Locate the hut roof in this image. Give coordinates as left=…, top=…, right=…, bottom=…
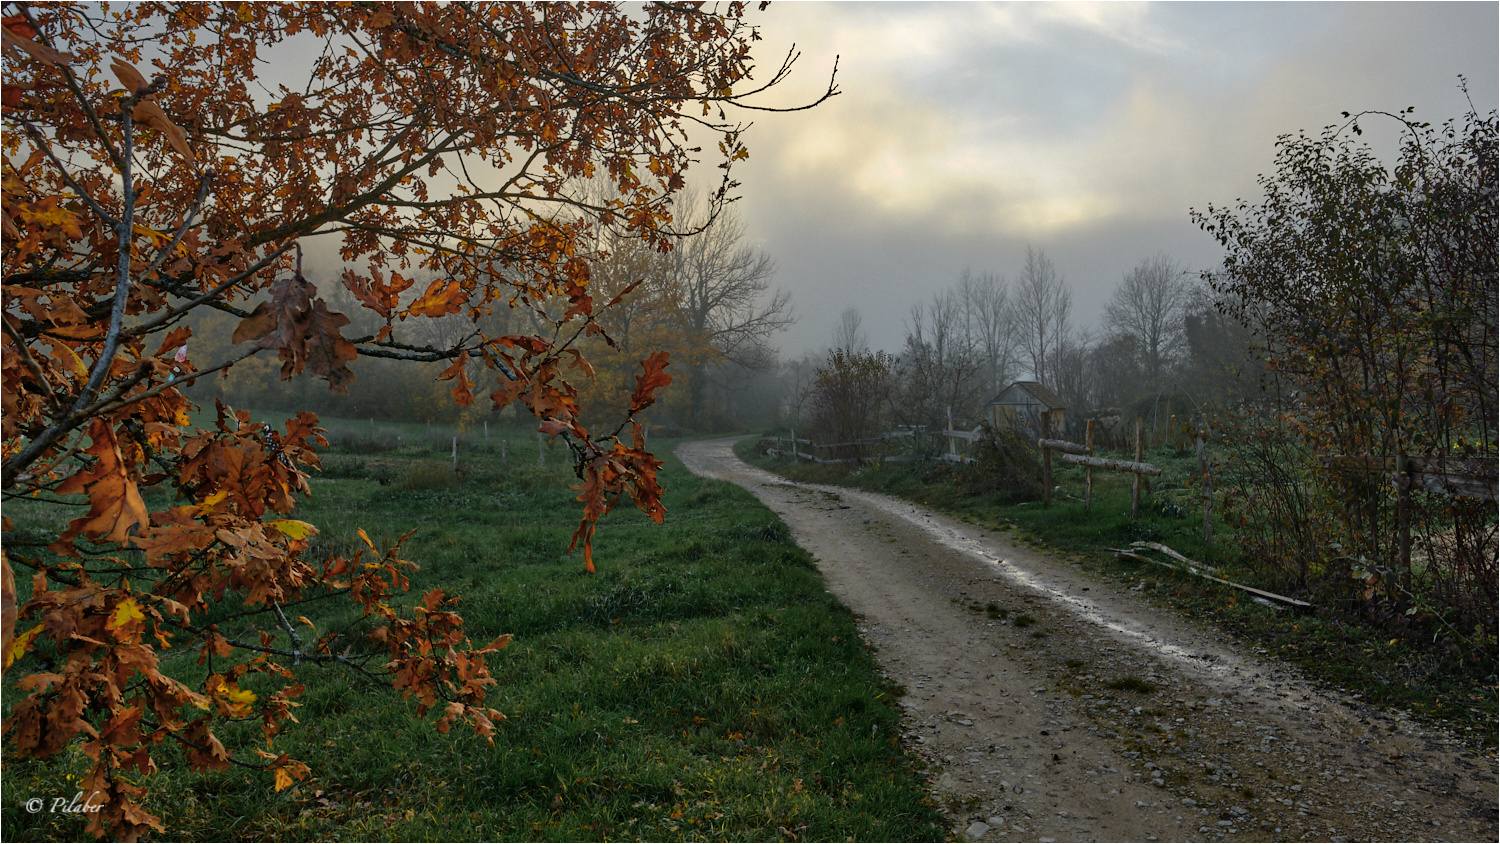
left=989, top=381, right=1067, bottom=411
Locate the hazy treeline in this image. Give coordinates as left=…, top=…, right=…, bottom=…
left=778, top=247, right=1263, bottom=448
left=186, top=193, right=793, bottom=434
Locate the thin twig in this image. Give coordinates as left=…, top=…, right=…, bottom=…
left=272, top=601, right=304, bottom=666
left=125, top=240, right=296, bottom=339
left=0, top=316, right=62, bottom=411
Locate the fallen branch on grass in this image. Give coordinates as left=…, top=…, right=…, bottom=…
left=1110, top=541, right=1312, bottom=609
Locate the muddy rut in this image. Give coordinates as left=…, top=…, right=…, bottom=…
left=676, top=438, right=1497, bottom=843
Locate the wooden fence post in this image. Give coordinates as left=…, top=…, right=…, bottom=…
left=451, top=436, right=458, bottom=473
left=1197, top=435, right=1213, bottom=544
left=1131, top=416, right=1143, bottom=521
left=1396, top=452, right=1412, bottom=579
left=1084, top=419, right=1095, bottom=515
left=537, top=431, right=544, bottom=467
left=501, top=439, right=507, bottom=466
left=1042, top=413, right=1053, bottom=506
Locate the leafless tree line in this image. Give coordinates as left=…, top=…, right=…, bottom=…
left=785, top=246, right=1264, bottom=442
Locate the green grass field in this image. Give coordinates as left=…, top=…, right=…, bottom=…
left=2, top=416, right=946, bottom=842
left=736, top=436, right=1497, bottom=746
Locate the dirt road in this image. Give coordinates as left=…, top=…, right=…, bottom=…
left=676, top=438, right=1497, bottom=843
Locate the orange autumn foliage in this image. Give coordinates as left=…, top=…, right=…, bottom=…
left=1, top=3, right=835, bottom=838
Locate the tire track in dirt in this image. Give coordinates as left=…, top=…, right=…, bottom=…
left=677, top=437, right=1498, bottom=843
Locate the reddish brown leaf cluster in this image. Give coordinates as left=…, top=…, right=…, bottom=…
left=2, top=2, right=830, bottom=838
left=232, top=273, right=358, bottom=393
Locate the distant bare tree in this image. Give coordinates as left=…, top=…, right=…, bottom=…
left=1049, top=326, right=1096, bottom=421
left=1088, top=332, right=1146, bottom=409
left=1103, top=253, right=1192, bottom=387
left=831, top=307, right=868, bottom=354
left=667, top=197, right=793, bottom=421
left=779, top=351, right=823, bottom=432
left=1014, top=244, right=1072, bottom=386
left=897, top=288, right=991, bottom=433
left=957, top=268, right=1019, bottom=399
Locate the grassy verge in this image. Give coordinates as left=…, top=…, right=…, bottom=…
left=2, top=416, right=946, bottom=842
left=735, top=437, right=1497, bottom=747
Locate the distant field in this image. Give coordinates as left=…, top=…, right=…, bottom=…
left=2, top=415, right=946, bottom=842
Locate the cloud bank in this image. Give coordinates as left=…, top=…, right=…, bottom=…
left=727, top=2, right=1498, bottom=355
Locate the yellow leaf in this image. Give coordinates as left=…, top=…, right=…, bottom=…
left=197, top=490, right=229, bottom=515
left=132, top=223, right=171, bottom=246
left=268, top=519, right=317, bottom=540
left=4, top=624, right=42, bottom=670
left=42, top=338, right=89, bottom=379
left=210, top=675, right=257, bottom=717
left=274, top=767, right=293, bottom=792
left=357, top=528, right=376, bottom=551
left=107, top=597, right=145, bottom=631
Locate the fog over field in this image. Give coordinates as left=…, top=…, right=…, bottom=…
left=723, top=1, right=1498, bottom=356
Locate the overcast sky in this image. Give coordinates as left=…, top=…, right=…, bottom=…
left=720, top=1, right=1499, bottom=357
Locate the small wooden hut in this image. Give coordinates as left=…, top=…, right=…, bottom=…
left=989, top=381, right=1067, bottom=436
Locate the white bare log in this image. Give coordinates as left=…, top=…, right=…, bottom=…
left=1037, top=438, right=1090, bottom=455
left=1056, top=453, right=1161, bottom=475
left=1116, top=543, right=1312, bottom=608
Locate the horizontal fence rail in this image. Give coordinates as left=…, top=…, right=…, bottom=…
left=1325, top=455, right=1498, bottom=501
left=766, top=427, right=981, bottom=466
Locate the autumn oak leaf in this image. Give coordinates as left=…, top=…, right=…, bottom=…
left=106, top=598, right=146, bottom=634
left=266, top=519, right=317, bottom=540
left=628, top=350, right=672, bottom=416
left=55, top=420, right=149, bottom=546
left=131, top=100, right=198, bottom=169
left=109, top=58, right=147, bottom=94
left=406, top=278, right=465, bottom=318
left=0, top=23, right=77, bottom=66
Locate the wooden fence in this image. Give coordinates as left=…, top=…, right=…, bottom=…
left=767, top=426, right=983, bottom=466
left=1036, top=415, right=1169, bottom=524
left=766, top=431, right=904, bottom=465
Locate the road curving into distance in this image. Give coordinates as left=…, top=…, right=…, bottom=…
left=677, top=436, right=1498, bottom=844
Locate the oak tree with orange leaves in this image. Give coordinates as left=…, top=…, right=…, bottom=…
left=0, top=2, right=834, bottom=838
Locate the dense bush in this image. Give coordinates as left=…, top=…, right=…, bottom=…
left=960, top=426, right=1045, bottom=503
left=1196, top=97, right=1497, bottom=669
